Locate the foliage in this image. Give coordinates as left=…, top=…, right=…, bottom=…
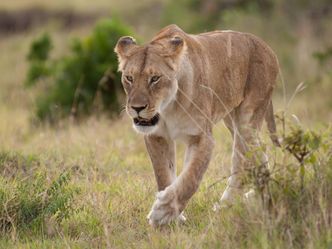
left=27, top=33, right=52, bottom=62
left=26, top=19, right=134, bottom=122
left=242, top=118, right=332, bottom=248
left=26, top=34, right=53, bottom=86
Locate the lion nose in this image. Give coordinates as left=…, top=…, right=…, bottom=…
left=131, top=105, right=147, bottom=114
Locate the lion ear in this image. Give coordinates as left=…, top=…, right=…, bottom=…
left=166, top=36, right=186, bottom=59
left=161, top=36, right=186, bottom=69
left=114, top=36, right=137, bottom=71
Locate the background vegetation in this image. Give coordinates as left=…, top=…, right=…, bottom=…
left=0, top=0, right=331, bottom=248
left=25, top=19, right=133, bottom=121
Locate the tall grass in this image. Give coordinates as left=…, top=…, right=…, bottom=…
left=0, top=113, right=331, bottom=248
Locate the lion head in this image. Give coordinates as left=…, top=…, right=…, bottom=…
left=114, top=32, right=186, bottom=134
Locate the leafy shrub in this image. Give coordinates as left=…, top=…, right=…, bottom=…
left=26, top=19, right=134, bottom=122
left=243, top=117, right=332, bottom=248
left=26, top=33, right=53, bottom=86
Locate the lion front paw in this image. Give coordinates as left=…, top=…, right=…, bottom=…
left=147, top=186, right=183, bottom=227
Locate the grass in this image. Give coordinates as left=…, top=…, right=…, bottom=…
left=0, top=3, right=331, bottom=248
left=0, top=116, right=331, bottom=248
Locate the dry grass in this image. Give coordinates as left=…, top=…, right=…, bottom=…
left=0, top=106, right=331, bottom=248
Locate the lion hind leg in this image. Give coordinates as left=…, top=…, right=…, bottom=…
left=217, top=91, right=273, bottom=207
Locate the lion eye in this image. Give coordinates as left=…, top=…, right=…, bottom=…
left=150, top=76, right=161, bottom=84
left=125, top=75, right=133, bottom=83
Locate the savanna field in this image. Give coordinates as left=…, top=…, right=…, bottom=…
left=0, top=0, right=332, bottom=248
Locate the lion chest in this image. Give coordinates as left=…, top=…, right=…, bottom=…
left=159, top=111, right=201, bottom=141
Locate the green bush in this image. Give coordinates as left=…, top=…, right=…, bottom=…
left=26, top=19, right=134, bottom=122
left=243, top=117, right=332, bottom=248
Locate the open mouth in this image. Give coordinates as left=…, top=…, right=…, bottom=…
left=133, top=114, right=160, bottom=126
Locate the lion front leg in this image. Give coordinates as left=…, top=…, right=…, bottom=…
left=147, top=134, right=214, bottom=227
left=144, top=135, right=176, bottom=191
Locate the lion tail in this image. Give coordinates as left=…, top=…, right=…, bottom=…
left=265, top=100, right=281, bottom=147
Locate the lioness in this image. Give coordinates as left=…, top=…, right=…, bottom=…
left=114, top=24, right=280, bottom=227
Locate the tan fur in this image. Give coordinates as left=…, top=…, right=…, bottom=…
left=115, top=24, right=279, bottom=226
